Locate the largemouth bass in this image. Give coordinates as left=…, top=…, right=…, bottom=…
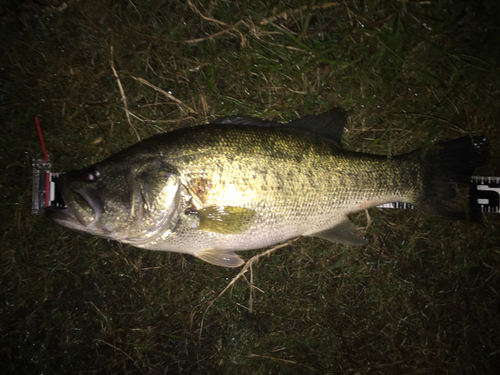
left=47, top=109, right=489, bottom=267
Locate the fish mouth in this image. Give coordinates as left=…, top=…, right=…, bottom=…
left=46, top=175, right=104, bottom=231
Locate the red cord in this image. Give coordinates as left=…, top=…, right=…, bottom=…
left=34, top=116, right=51, bottom=207
left=34, top=116, right=49, bottom=162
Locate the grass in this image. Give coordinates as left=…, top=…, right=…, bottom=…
left=1, top=0, right=499, bottom=374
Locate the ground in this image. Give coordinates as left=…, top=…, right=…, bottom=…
left=1, top=0, right=499, bottom=374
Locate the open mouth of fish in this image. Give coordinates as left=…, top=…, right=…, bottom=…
left=45, top=175, right=104, bottom=231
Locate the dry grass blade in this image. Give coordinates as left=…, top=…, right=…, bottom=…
left=184, top=20, right=245, bottom=45
left=248, top=353, right=297, bottom=364
left=95, top=339, right=137, bottom=364
left=2, top=0, right=499, bottom=373
left=186, top=0, right=247, bottom=47
left=131, top=76, right=200, bottom=116
left=259, top=2, right=342, bottom=25
left=110, top=45, right=141, bottom=141
left=197, top=238, right=300, bottom=340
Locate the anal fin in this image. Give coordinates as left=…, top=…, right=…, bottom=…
left=196, top=248, right=245, bottom=267
left=310, top=217, right=367, bottom=246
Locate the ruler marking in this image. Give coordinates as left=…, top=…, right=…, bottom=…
left=31, top=159, right=500, bottom=214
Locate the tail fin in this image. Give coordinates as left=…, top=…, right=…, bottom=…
left=413, top=135, right=489, bottom=219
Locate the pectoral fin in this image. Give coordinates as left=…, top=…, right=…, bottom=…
left=310, top=217, right=367, bottom=245
left=196, top=206, right=256, bottom=234
left=196, top=249, right=245, bottom=267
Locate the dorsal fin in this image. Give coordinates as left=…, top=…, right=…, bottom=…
left=284, top=108, right=346, bottom=149
left=211, top=108, right=346, bottom=148
left=210, top=116, right=280, bottom=127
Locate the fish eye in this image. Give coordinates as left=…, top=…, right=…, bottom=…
left=86, top=168, right=100, bottom=182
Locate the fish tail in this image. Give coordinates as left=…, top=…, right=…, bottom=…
left=413, top=135, right=489, bottom=219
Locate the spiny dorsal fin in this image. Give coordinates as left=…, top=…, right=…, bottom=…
left=284, top=108, right=346, bottom=149
left=211, top=108, right=346, bottom=148
left=210, top=116, right=280, bottom=127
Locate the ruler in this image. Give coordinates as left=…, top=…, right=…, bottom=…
left=377, top=176, right=500, bottom=215
left=32, top=161, right=64, bottom=214
left=32, top=159, right=500, bottom=215
left=470, top=176, right=500, bottom=213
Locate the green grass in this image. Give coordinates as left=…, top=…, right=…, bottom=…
left=1, top=0, right=499, bottom=374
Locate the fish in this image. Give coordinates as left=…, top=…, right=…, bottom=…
left=47, top=108, right=489, bottom=267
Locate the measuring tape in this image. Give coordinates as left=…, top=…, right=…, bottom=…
left=470, top=176, right=500, bottom=213
left=32, top=117, right=498, bottom=216
left=377, top=176, right=500, bottom=215
left=32, top=164, right=65, bottom=214
left=33, top=162, right=499, bottom=215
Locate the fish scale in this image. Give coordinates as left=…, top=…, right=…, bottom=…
left=47, top=109, right=489, bottom=267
